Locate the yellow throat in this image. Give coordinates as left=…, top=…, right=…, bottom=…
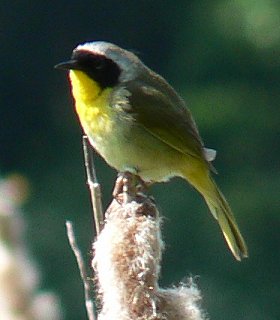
left=69, top=70, right=114, bottom=136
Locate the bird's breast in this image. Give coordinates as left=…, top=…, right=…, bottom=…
left=68, top=69, right=185, bottom=182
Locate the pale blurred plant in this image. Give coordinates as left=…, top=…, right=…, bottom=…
left=0, top=174, right=63, bottom=320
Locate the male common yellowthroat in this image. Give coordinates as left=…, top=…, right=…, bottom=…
left=56, top=41, right=248, bottom=260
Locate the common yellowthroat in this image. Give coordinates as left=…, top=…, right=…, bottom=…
left=56, top=41, right=248, bottom=260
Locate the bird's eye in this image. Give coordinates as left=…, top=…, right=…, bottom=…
left=95, top=59, right=105, bottom=70
left=72, top=50, right=121, bottom=88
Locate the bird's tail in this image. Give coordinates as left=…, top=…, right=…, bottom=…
left=185, top=167, right=248, bottom=260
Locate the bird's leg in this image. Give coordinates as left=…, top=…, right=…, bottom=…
left=112, top=172, right=132, bottom=198
left=112, top=173, right=126, bottom=198
left=113, top=172, right=150, bottom=204
left=135, top=178, right=152, bottom=195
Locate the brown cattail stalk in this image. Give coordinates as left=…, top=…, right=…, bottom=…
left=93, top=173, right=206, bottom=320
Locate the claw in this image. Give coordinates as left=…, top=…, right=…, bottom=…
left=112, top=172, right=150, bottom=204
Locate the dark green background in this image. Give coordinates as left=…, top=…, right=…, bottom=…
left=1, top=1, right=279, bottom=319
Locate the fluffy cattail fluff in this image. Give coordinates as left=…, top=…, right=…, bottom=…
left=93, top=178, right=206, bottom=320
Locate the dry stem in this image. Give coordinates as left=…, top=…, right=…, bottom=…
left=66, top=221, right=96, bottom=320
left=83, top=135, right=104, bottom=235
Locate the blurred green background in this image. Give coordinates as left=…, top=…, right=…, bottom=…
left=1, top=0, right=279, bottom=319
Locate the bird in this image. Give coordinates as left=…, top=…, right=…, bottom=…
left=55, top=41, right=248, bottom=260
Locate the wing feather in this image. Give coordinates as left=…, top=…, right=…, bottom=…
left=116, top=79, right=207, bottom=162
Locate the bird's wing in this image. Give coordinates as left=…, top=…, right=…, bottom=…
left=114, top=79, right=209, bottom=162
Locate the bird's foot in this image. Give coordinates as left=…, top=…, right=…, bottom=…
left=113, top=172, right=150, bottom=204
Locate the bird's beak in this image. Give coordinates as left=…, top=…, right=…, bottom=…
left=54, top=60, right=79, bottom=70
